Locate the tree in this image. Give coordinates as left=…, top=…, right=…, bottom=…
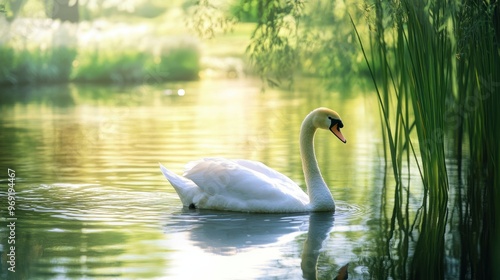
left=2, top=0, right=28, bottom=21
left=46, top=0, right=79, bottom=23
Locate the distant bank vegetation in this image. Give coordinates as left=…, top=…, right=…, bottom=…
left=0, top=0, right=369, bottom=87
left=0, top=1, right=217, bottom=86
left=0, top=17, right=200, bottom=86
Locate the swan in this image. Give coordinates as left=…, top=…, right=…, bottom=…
left=159, top=107, right=346, bottom=213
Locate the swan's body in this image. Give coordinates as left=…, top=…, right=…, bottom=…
left=160, top=107, right=346, bottom=213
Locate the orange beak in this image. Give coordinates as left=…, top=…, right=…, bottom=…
left=330, top=123, right=346, bottom=143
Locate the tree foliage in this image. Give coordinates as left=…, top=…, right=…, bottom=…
left=189, top=0, right=365, bottom=87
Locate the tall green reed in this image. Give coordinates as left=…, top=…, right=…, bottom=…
left=352, top=0, right=462, bottom=277
left=454, top=1, right=500, bottom=278
left=351, top=2, right=415, bottom=276
left=402, top=2, right=453, bottom=278
left=354, top=0, right=499, bottom=278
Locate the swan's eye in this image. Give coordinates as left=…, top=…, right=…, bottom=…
left=328, top=116, right=343, bottom=129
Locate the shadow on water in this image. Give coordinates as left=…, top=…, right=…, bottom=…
left=164, top=210, right=348, bottom=280
left=0, top=84, right=77, bottom=107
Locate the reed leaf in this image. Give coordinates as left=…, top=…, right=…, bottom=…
left=454, top=0, right=500, bottom=278
left=351, top=0, right=465, bottom=277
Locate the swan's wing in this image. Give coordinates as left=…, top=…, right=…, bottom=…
left=233, top=159, right=302, bottom=192
left=183, top=158, right=309, bottom=212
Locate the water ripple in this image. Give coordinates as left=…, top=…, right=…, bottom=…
left=17, top=183, right=168, bottom=228
left=333, top=201, right=372, bottom=232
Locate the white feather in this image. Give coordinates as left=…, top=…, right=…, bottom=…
left=160, top=158, right=309, bottom=213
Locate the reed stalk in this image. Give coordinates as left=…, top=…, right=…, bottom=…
left=401, top=1, right=453, bottom=278
left=454, top=1, right=500, bottom=278
left=354, top=0, right=500, bottom=277
left=351, top=1, right=415, bottom=276
left=352, top=0, right=465, bottom=277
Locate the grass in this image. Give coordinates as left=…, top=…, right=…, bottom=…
left=0, top=45, right=76, bottom=84
left=0, top=16, right=201, bottom=86
left=72, top=49, right=147, bottom=83
left=0, top=43, right=201, bottom=86
left=72, top=40, right=200, bottom=83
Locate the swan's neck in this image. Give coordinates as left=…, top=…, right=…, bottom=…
left=300, top=113, right=335, bottom=211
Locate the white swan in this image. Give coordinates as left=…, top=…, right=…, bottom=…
left=159, top=107, right=346, bottom=213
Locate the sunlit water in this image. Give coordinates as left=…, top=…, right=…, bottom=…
left=0, top=78, right=451, bottom=279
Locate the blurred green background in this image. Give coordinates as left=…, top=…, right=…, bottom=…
left=0, top=0, right=368, bottom=86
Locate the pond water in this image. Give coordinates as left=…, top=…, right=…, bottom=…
left=0, top=78, right=458, bottom=279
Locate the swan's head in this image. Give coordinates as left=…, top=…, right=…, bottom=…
left=312, top=107, right=347, bottom=143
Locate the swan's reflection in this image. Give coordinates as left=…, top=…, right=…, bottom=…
left=164, top=209, right=345, bottom=279
left=301, top=212, right=335, bottom=279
